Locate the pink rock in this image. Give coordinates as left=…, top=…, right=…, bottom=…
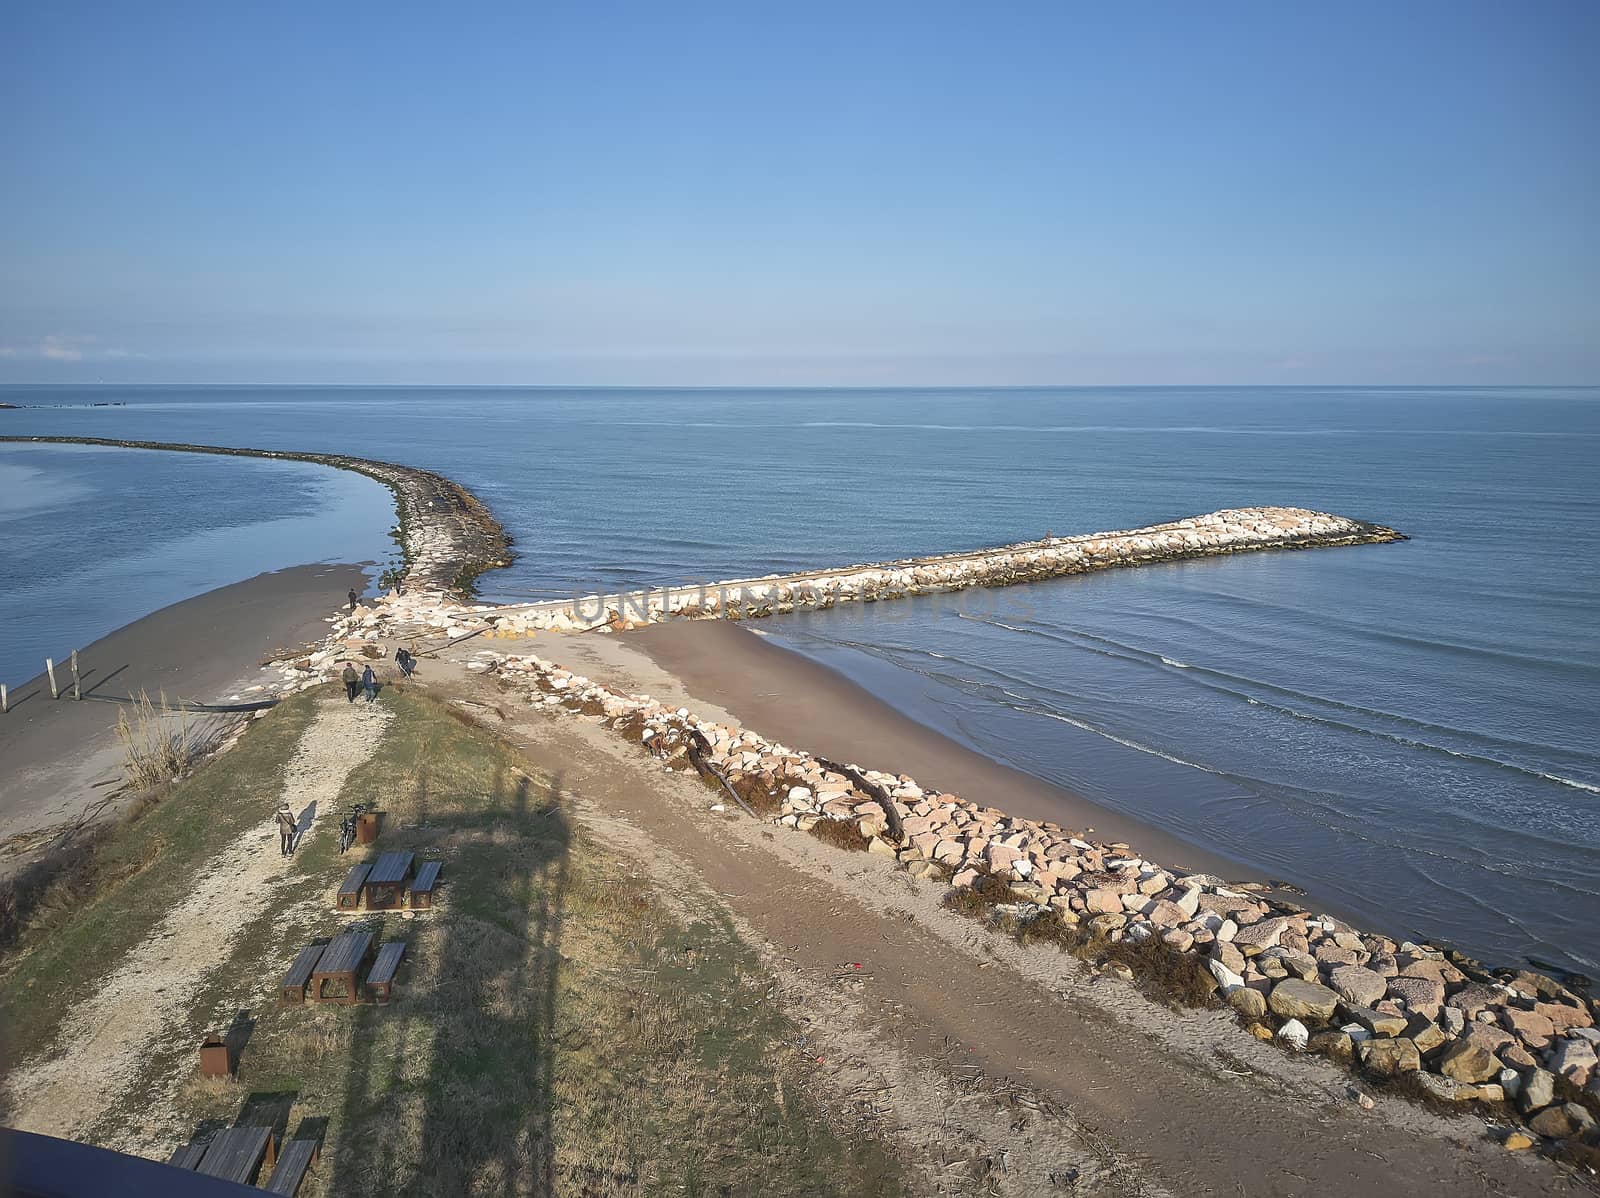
left=932, top=839, right=965, bottom=864
left=1084, top=888, right=1124, bottom=915
left=911, top=832, right=942, bottom=857
left=1500, top=1007, right=1556, bottom=1050
left=1536, top=1001, right=1594, bottom=1032
left=1143, top=899, right=1187, bottom=927
left=1463, top=1022, right=1515, bottom=1055
left=951, top=867, right=981, bottom=889
left=1327, top=965, right=1387, bottom=1008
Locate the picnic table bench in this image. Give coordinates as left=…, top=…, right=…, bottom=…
left=195, top=1124, right=274, bottom=1185
left=279, top=942, right=326, bottom=1006
left=263, top=1138, right=318, bottom=1195
left=409, top=860, right=443, bottom=909
left=362, top=851, right=414, bottom=910
left=366, top=941, right=406, bottom=1005
left=336, top=861, right=372, bottom=910
left=310, top=930, right=374, bottom=1005
left=168, top=1138, right=209, bottom=1170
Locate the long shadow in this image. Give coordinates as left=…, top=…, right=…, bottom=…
left=326, top=760, right=570, bottom=1195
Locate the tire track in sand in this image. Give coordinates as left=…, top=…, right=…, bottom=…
left=5, top=695, right=392, bottom=1140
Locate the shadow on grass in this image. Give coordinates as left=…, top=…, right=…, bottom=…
left=327, top=764, right=570, bottom=1195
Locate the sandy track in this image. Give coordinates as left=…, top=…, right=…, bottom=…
left=5, top=696, right=391, bottom=1140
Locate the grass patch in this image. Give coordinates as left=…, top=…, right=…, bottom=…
left=0, top=696, right=319, bottom=1061
left=15, top=687, right=904, bottom=1195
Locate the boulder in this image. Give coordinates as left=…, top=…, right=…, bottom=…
left=1227, top=987, right=1267, bottom=1020
left=1340, top=1004, right=1407, bottom=1038
left=1085, top=888, right=1124, bottom=915
left=1447, top=983, right=1505, bottom=1019
left=1309, top=1030, right=1354, bottom=1061
left=1501, top=1007, right=1556, bottom=1050
left=1327, top=965, right=1387, bottom=1008
left=1269, top=979, right=1340, bottom=1022
left=1516, top=1067, right=1557, bottom=1115
left=1386, top=975, right=1446, bottom=1019
left=1277, top=1018, right=1310, bottom=1051
left=1548, top=1036, right=1599, bottom=1085
left=1436, top=1039, right=1501, bottom=1084
left=1357, top=1037, right=1421, bottom=1076
left=1405, top=1017, right=1446, bottom=1056
left=1528, top=1105, right=1577, bottom=1140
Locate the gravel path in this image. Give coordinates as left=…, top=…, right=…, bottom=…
left=5, top=696, right=391, bottom=1140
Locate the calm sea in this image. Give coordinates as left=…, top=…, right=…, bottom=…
left=2, top=385, right=1596, bottom=975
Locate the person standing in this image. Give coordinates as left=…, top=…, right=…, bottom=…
left=342, top=663, right=360, bottom=703
left=362, top=663, right=378, bottom=703
left=276, top=803, right=298, bottom=856
left=348, top=587, right=360, bottom=610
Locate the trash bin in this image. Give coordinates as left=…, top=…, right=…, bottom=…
left=199, top=1035, right=230, bottom=1077
left=356, top=811, right=380, bottom=844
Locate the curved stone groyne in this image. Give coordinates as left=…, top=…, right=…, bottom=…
left=0, top=436, right=511, bottom=596
left=482, top=506, right=1405, bottom=633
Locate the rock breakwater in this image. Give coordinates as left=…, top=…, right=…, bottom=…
left=483, top=506, right=1404, bottom=633
left=0, top=436, right=511, bottom=596
left=453, top=645, right=1598, bottom=1155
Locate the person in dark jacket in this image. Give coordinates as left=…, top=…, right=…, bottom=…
left=342, top=663, right=360, bottom=702
left=362, top=664, right=378, bottom=703
left=276, top=803, right=298, bottom=856
left=395, top=647, right=416, bottom=677
left=348, top=587, right=360, bottom=610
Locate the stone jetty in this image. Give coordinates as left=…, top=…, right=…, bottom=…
left=0, top=436, right=511, bottom=595
left=480, top=506, right=1404, bottom=634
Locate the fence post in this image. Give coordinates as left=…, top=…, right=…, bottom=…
left=1, top=683, right=8, bottom=713
left=71, top=649, right=82, bottom=700
left=46, top=658, right=60, bottom=700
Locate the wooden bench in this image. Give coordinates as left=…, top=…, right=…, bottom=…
left=195, top=1124, right=273, bottom=1185
left=263, top=1138, right=318, bottom=1195
left=336, top=861, right=372, bottom=910
left=168, top=1139, right=208, bottom=1170
left=279, top=943, right=326, bottom=1006
left=409, top=860, right=443, bottom=909
left=362, top=851, right=414, bottom=910
left=366, top=942, right=406, bottom=1005
left=309, top=931, right=373, bottom=1005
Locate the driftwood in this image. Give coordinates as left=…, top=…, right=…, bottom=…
left=685, top=729, right=761, bottom=820
left=816, top=756, right=905, bottom=845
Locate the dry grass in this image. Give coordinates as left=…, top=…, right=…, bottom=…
left=114, top=691, right=220, bottom=788
left=808, top=817, right=869, bottom=852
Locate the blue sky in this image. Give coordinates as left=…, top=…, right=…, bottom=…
left=2, top=1, right=1595, bottom=385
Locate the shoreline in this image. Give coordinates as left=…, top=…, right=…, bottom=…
left=0, top=563, right=365, bottom=865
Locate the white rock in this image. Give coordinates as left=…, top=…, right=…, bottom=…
left=1276, top=1019, right=1309, bottom=1051
left=1208, top=958, right=1244, bottom=992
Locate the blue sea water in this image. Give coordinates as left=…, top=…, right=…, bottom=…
left=1, top=384, right=1596, bottom=975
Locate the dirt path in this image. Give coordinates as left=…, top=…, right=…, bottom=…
left=4, top=695, right=391, bottom=1140
left=424, top=660, right=1577, bottom=1198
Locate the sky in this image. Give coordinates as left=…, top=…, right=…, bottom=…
left=2, top=1, right=1596, bottom=386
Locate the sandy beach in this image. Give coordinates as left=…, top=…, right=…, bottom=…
left=0, top=562, right=366, bottom=865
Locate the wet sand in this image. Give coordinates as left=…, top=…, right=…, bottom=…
left=559, top=619, right=1274, bottom=889
left=0, top=563, right=366, bottom=859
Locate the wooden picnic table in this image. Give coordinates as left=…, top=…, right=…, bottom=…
left=263, top=1138, right=318, bottom=1195
left=195, top=1124, right=273, bottom=1185
left=362, top=851, right=414, bottom=910
left=309, top=930, right=374, bottom=1005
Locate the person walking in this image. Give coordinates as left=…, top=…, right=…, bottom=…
left=362, top=663, right=378, bottom=704
left=395, top=646, right=416, bottom=678
left=348, top=587, right=359, bottom=610
left=276, top=803, right=298, bottom=856
left=342, top=663, right=360, bottom=703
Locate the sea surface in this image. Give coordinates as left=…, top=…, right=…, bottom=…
left=2, top=385, right=1596, bottom=975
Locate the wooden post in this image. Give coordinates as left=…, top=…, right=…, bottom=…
left=1, top=683, right=8, bottom=713
left=46, top=658, right=59, bottom=700
left=71, top=649, right=81, bottom=700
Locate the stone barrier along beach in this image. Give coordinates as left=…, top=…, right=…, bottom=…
left=459, top=645, right=1598, bottom=1151
left=481, top=506, right=1406, bottom=633
left=0, top=436, right=512, bottom=596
